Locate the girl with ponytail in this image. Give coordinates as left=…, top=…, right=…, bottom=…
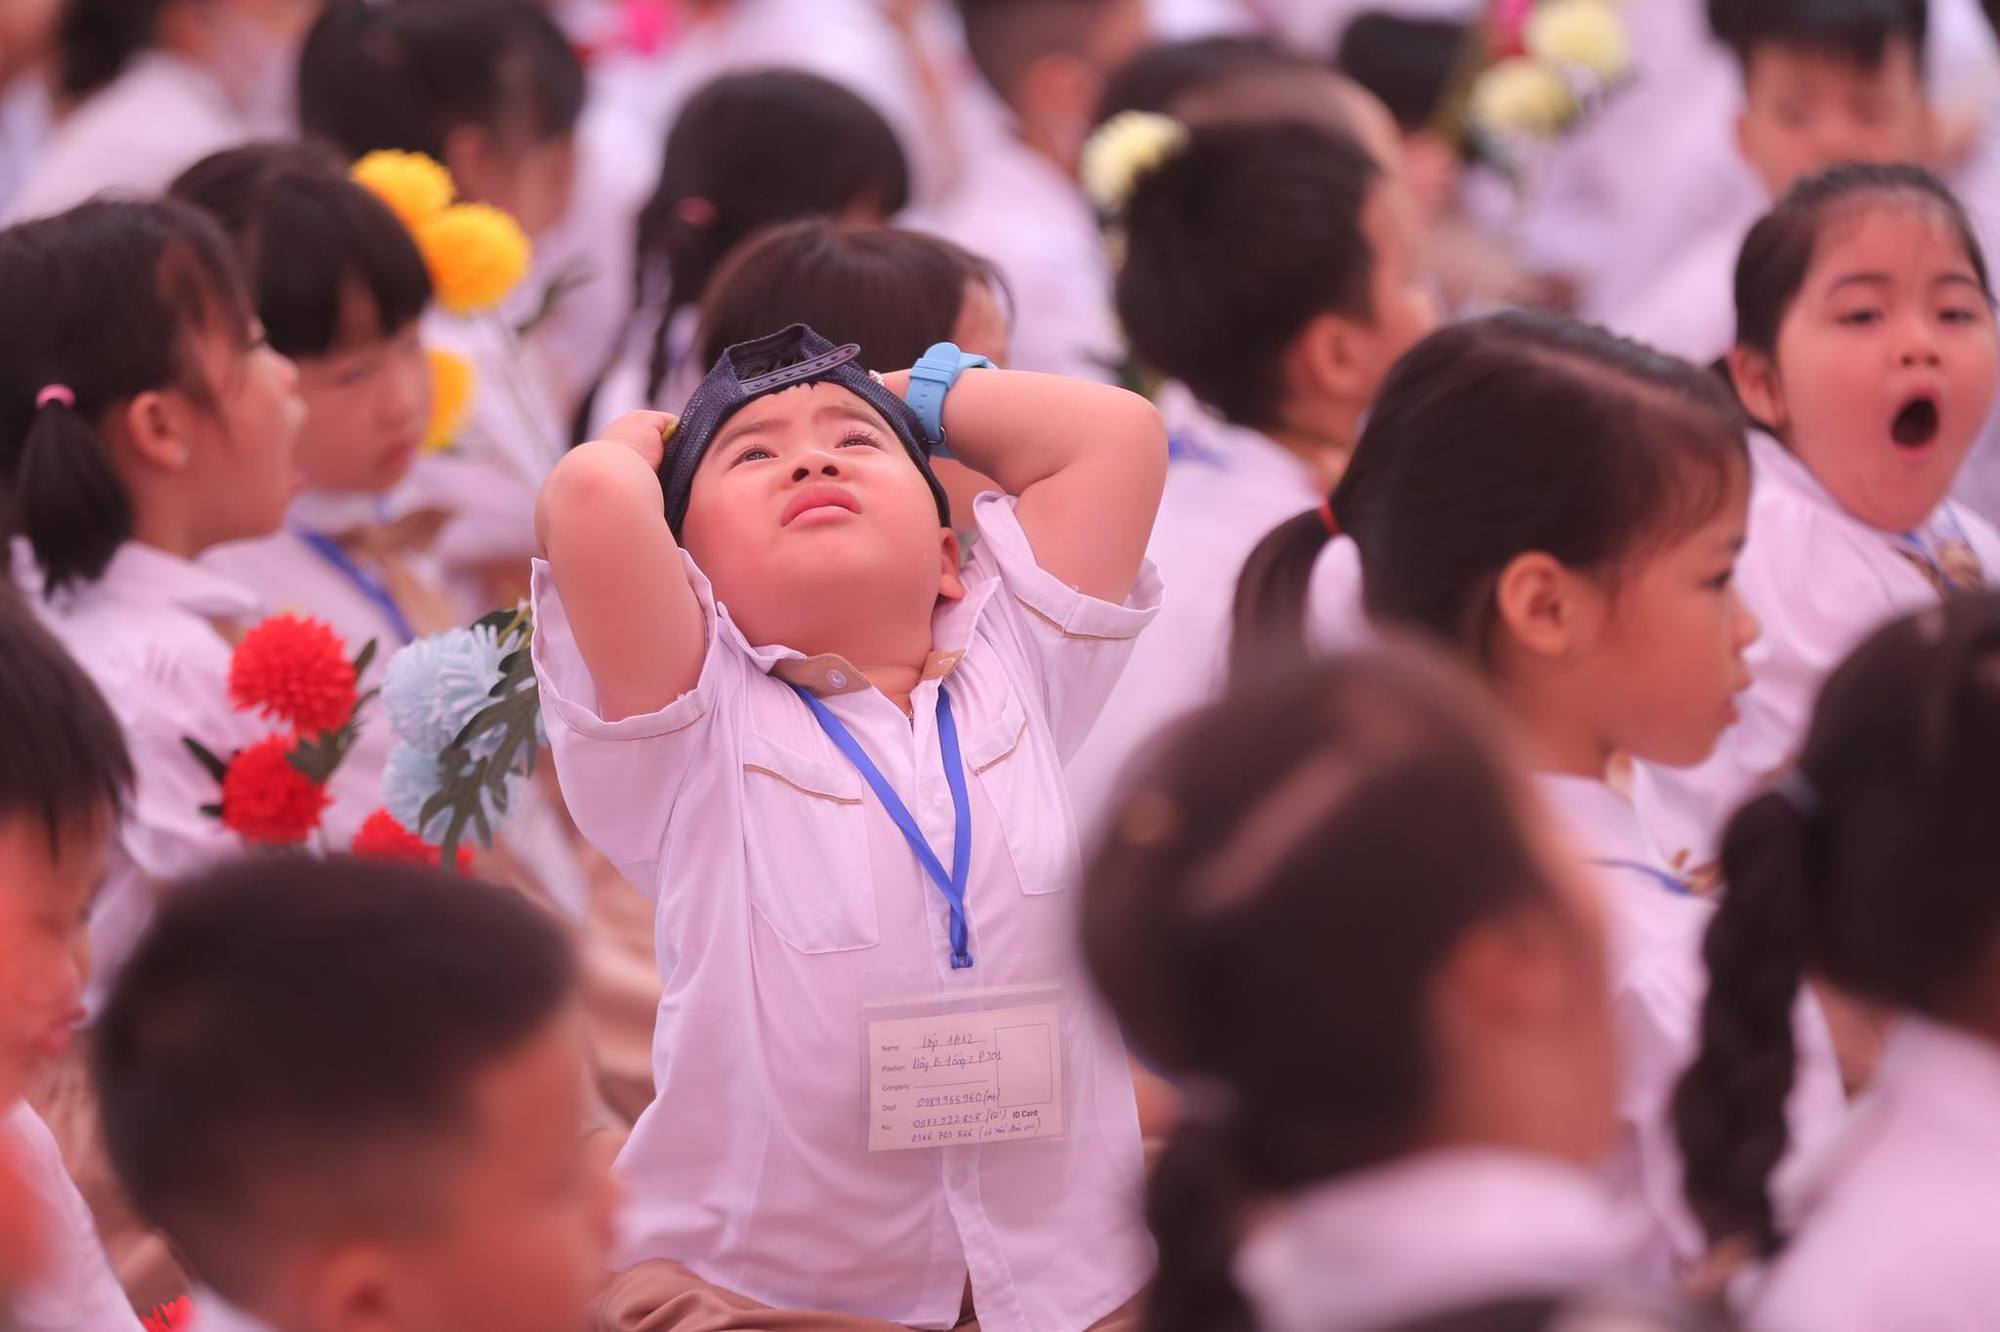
left=1065, top=111, right=1438, bottom=836
left=1085, top=647, right=1644, bottom=1330
left=0, top=198, right=301, bottom=1301
left=1232, top=309, right=1848, bottom=1287
left=1676, top=592, right=2000, bottom=1330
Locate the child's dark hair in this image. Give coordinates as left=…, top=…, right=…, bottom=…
left=96, top=854, right=577, bottom=1293
left=1117, top=119, right=1380, bottom=432
left=1336, top=12, right=1473, bottom=132
left=696, top=220, right=1007, bottom=373
left=1094, top=34, right=1288, bottom=123
left=956, top=0, right=1126, bottom=104
left=169, top=142, right=433, bottom=361
left=1232, top=311, right=1746, bottom=680
left=1707, top=0, right=1927, bottom=71
left=52, top=0, right=165, bottom=99
left=1084, top=648, right=1567, bottom=1332
left=297, top=0, right=585, bottom=164
left=0, top=595, right=131, bottom=848
left=619, top=71, right=910, bottom=413
left=1735, top=161, right=1991, bottom=359
left=0, top=200, right=256, bottom=596
left=1674, top=592, right=2000, bottom=1257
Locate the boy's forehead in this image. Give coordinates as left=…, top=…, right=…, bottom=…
left=706, top=382, right=893, bottom=451
left=1747, top=37, right=1922, bottom=96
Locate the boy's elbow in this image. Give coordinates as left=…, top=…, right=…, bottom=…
left=1103, top=388, right=1168, bottom=464
left=537, top=445, right=658, bottom=552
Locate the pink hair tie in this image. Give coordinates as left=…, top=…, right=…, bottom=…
left=35, top=384, right=74, bottom=411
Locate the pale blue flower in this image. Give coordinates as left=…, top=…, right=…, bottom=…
left=384, top=739, right=526, bottom=844
left=384, top=742, right=447, bottom=838
left=382, top=626, right=508, bottom=753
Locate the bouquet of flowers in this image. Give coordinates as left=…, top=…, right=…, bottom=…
left=378, top=607, right=544, bottom=872
left=1464, top=0, right=1633, bottom=148
left=182, top=615, right=376, bottom=847
left=349, top=150, right=532, bottom=458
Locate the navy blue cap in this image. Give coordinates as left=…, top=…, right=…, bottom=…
left=660, top=323, right=951, bottom=536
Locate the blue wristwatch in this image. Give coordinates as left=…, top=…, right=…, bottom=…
left=906, top=341, right=992, bottom=459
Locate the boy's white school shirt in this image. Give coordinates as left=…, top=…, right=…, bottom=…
left=532, top=494, right=1159, bottom=1332
left=1536, top=774, right=1846, bottom=1285
left=5, top=53, right=266, bottom=222
left=1749, top=1018, right=2000, bottom=1332
left=3, top=1102, right=143, bottom=1331
left=912, top=133, right=1120, bottom=384
left=1234, top=1148, right=1654, bottom=1332
left=18, top=541, right=271, bottom=1013
left=1635, top=431, right=2000, bottom=871
left=1066, top=384, right=1320, bottom=837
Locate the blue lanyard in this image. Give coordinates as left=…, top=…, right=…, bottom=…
left=299, top=530, right=416, bottom=645
left=1896, top=508, right=1985, bottom=594
left=1593, top=858, right=1692, bottom=897
left=790, top=684, right=975, bottom=969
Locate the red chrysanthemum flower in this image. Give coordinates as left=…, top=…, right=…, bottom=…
left=220, top=734, right=332, bottom=845
left=228, top=614, right=358, bottom=734
left=352, top=808, right=473, bottom=873
left=143, top=1297, right=192, bottom=1332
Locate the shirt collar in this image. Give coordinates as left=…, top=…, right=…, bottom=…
left=1749, top=428, right=1964, bottom=541
left=286, top=489, right=390, bottom=536
left=687, top=550, right=997, bottom=699
left=30, top=540, right=261, bottom=621
left=1236, top=1148, right=1651, bottom=1332
left=1157, top=381, right=1321, bottom=498
left=1872, top=1016, right=2000, bottom=1139
left=1535, top=773, right=1666, bottom=869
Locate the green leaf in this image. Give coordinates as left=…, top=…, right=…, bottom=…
left=351, top=638, right=379, bottom=678
left=182, top=737, right=231, bottom=785
left=198, top=803, right=223, bottom=819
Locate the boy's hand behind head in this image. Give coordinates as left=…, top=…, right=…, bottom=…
left=597, top=411, right=678, bottom=472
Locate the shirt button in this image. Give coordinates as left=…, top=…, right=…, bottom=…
left=827, top=669, right=848, bottom=689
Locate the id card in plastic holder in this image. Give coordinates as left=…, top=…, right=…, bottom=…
left=862, top=957, right=1067, bottom=1152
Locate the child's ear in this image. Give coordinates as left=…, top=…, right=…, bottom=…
left=1727, top=346, right=1787, bottom=434
left=1492, top=551, right=1599, bottom=662
left=1287, top=312, right=1376, bottom=409
left=937, top=528, right=966, bottom=604
left=303, top=1239, right=400, bottom=1332
left=441, top=123, right=503, bottom=206
left=117, top=389, right=192, bottom=472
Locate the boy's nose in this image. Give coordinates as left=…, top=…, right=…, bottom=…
left=790, top=459, right=843, bottom=482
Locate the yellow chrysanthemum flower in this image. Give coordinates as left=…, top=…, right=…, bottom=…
left=424, top=348, right=475, bottom=452
left=1470, top=57, right=1576, bottom=137
left=416, top=204, right=532, bottom=316
left=1525, top=0, right=1632, bottom=81
left=351, top=150, right=455, bottom=232
left=1080, top=111, right=1189, bottom=215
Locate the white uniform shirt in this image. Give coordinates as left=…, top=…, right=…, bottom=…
left=4, top=1102, right=143, bottom=1331
left=913, top=133, right=1119, bottom=383
left=7, top=54, right=256, bottom=222
left=1603, top=209, right=1748, bottom=368
left=21, top=542, right=269, bottom=1012
left=1538, top=775, right=1845, bottom=1284
left=1066, top=385, right=1319, bottom=837
left=532, top=494, right=1158, bottom=1331
left=1235, top=1149, right=1654, bottom=1332
left=1636, top=431, right=2000, bottom=871
left=1752, top=1018, right=2000, bottom=1331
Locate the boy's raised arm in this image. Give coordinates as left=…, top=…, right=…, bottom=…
left=535, top=411, right=705, bottom=721
left=885, top=369, right=1167, bottom=603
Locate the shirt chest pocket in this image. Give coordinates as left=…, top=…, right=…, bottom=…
left=740, top=731, right=880, bottom=953
left=964, top=692, right=1080, bottom=897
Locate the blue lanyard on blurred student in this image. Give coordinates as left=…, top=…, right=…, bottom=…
left=299, top=531, right=416, bottom=645
left=790, top=684, right=974, bottom=969
left=1593, top=858, right=1692, bottom=897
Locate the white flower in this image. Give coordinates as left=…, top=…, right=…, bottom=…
left=1470, top=57, right=1577, bottom=137
left=1525, top=0, right=1631, bottom=82
left=1081, top=111, right=1189, bottom=215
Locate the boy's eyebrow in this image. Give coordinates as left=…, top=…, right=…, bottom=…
left=1932, top=273, right=1987, bottom=294
left=1824, top=272, right=1893, bottom=294
left=815, top=402, right=887, bottom=431
left=711, top=414, right=781, bottom=452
